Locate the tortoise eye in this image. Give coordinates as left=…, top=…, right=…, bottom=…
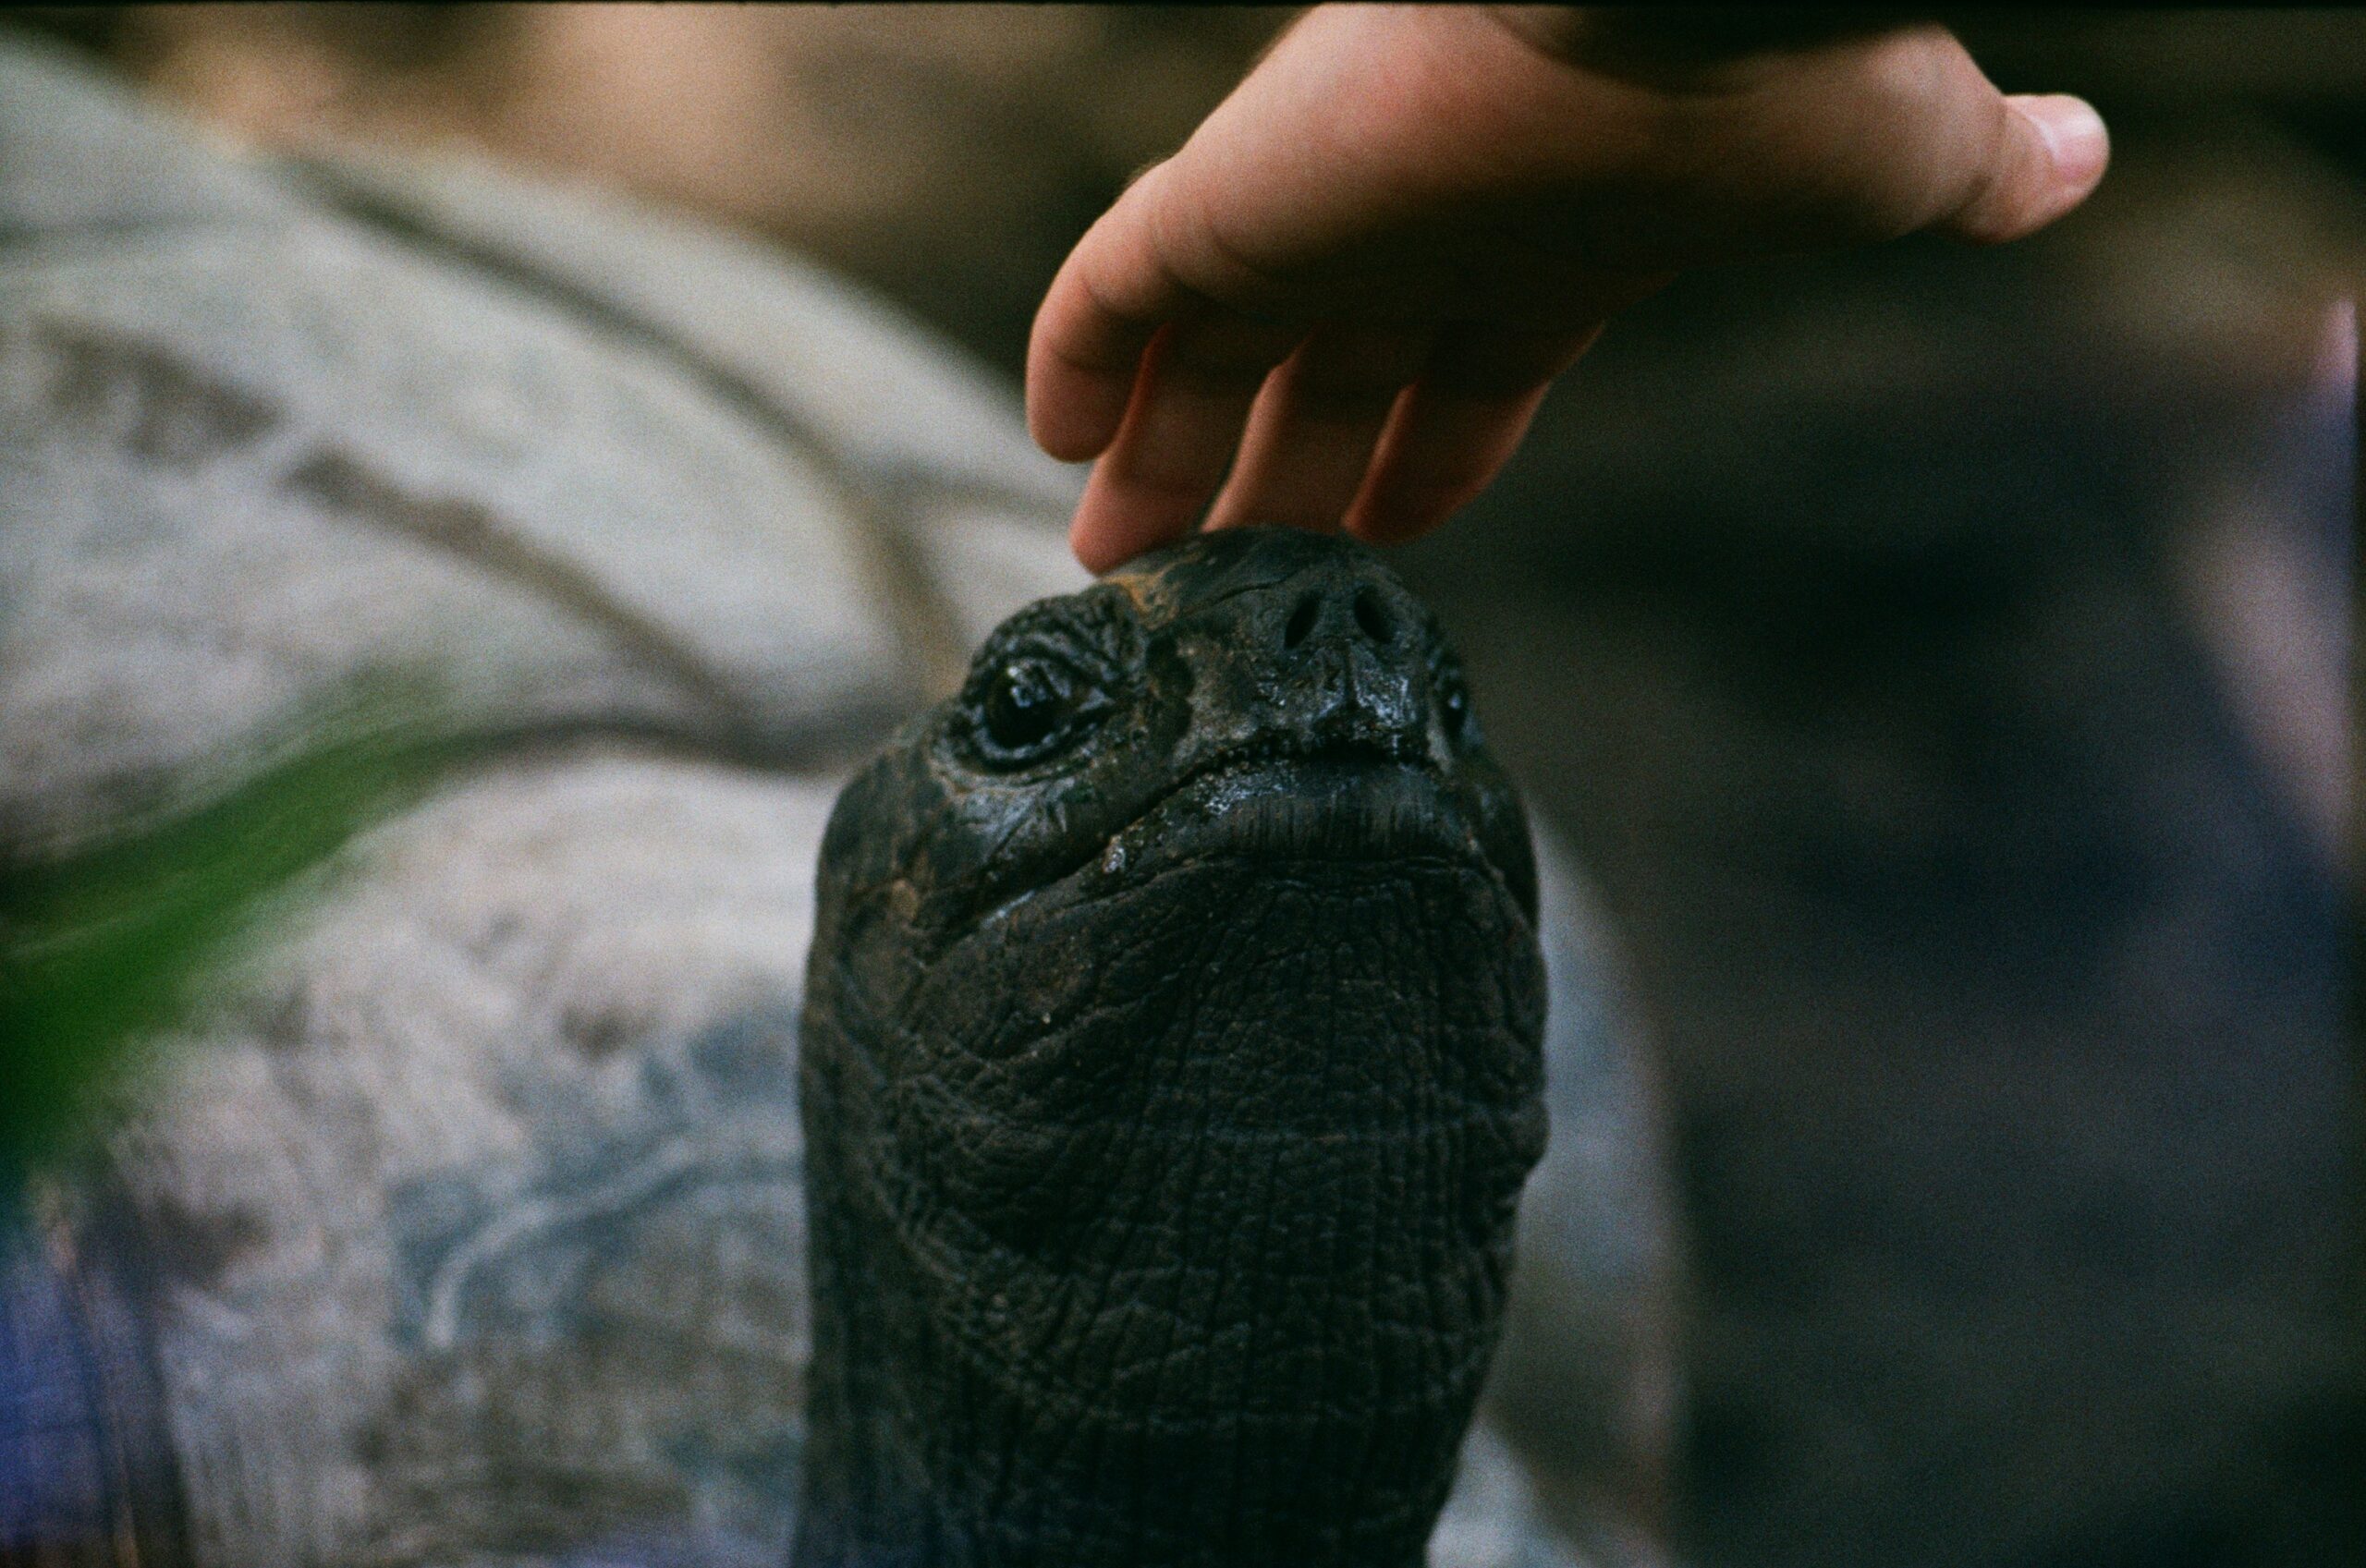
left=986, top=662, right=1063, bottom=748
left=972, top=655, right=1104, bottom=768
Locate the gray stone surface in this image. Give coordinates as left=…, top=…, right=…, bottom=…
left=0, top=220, right=909, bottom=848
left=290, top=150, right=1086, bottom=516
left=1433, top=1425, right=1605, bottom=1568
left=1492, top=825, right=1679, bottom=1555
left=0, top=37, right=299, bottom=237
left=79, top=758, right=832, bottom=1568
left=902, top=492, right=1092, bottom=652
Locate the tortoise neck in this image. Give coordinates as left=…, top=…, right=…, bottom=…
left=792, top=857, right=1547, bottom=1568
left=790, top=1132, right=1475, bottom=1568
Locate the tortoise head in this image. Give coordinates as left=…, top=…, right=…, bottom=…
left=797, top=528, right=1548, bottom=1568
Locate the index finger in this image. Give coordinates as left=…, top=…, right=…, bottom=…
left=1026, top=168, right=1198, bottom=464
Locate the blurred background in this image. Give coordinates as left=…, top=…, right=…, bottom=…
left=7, top=6, right=2360, bottom=1567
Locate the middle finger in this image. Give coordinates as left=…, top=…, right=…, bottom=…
left=1204, top=324, right=1435, bottom=535
left=1070, top=310, right=1309, bottom=573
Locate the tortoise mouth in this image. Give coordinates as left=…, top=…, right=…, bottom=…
left=1083, top=745, right=1494, bottom=890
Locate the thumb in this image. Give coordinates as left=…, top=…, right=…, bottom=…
left=1941, top=93, right=2111, bottom=245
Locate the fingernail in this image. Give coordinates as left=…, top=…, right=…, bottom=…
left=2015, top=94, right=2110, bottom=189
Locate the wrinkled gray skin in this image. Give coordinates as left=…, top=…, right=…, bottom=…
left=799, top=529, right=1547, bottom=1567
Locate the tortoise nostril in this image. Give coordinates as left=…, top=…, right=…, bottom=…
left=1283, top=594, right=1321, bottom=650
left=1352, top=588, right=1393, bottom=645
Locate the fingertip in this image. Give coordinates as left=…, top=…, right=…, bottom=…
left=1341, top=488, right=1454, bottom=547
left=1068, top=492, right=1138, bottom=577
left=1069, top=515, right=1128, bottom=577
left=1071, top=512, right=1189, bottom=577
left=1067, top=466, right=1202, bottom=577
left=1954, top=93, right=2110, bottom=244
left=2013, top=93, right=2110, bottom=196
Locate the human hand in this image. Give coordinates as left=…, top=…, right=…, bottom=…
left=1027, top=6, right=2110, bottom=573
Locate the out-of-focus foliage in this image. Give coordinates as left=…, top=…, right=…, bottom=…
left=0, top=687, right=452, bottom=1166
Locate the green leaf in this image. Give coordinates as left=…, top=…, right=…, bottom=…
left=0, top=685, right=457, bottom=1167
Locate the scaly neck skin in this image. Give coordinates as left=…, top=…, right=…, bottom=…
left=794, top=855, right=1546, bottom=1568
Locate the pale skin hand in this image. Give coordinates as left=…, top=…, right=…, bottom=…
left=1027, top=6, right=2111, bottom=574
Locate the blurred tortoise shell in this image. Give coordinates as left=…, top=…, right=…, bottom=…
left=0, top=35, right=1675, bottom=1568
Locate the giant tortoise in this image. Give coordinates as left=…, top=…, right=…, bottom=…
left=0, top=35, right=1674, bottom=1568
